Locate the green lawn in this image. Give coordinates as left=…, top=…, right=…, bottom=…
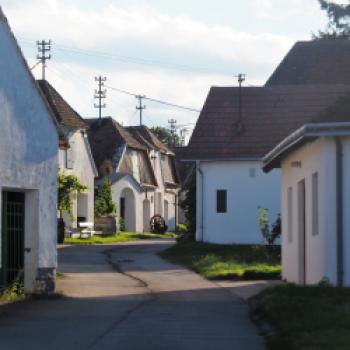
left=251, top=284, right=350, bottom=350
left=64, top=231, right=177, bottom=245
left=159, top=241, right=281, bottom=280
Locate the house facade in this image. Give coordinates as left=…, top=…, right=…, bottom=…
left=37, top=81, right=98, bottom=230
left=88, top=118, right=180, bottom=233
left=263, top=98, right=350, bottom=286
left=186, top=85, right=350, bottom=245
left=0, top=8, right=59, bottom=293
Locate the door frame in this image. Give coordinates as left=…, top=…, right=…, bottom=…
left=298, top=179, right=306, bottom=285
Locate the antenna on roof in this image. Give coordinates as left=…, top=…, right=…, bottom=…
left=235, top=73, right=246, bottom=135
left=136, top=95, right=146, bottom=126
left=94, top=76, right=107, bottom=123
left=36, top=40, right=51, bottom=80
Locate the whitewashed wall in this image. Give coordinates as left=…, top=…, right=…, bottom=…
left=0, top=15, right=58, bottom=293
left=281, top=136, right=350, bottom=286
left=59, top=130, right=96, bottom=227
left=196, top=161, right=280, bottom=244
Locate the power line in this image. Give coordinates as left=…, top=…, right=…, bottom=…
left=105, top=85, right=201, bottom=113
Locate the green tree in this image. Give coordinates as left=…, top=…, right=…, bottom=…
left=179, top=169, right=196, bottom=237
left=58, top=173, right=87, bottom=220
left=94, top=177, right=116, bottom=218
left=314, top=0, right=350, bottom=39
left=150, top=126, right=181, bottom=147
left=257, top=206, right=281, bottom=245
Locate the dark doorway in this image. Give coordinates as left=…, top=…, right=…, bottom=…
left=120, top=197, right=125, bottom=220
left=1, top=191, right=25, bottom=287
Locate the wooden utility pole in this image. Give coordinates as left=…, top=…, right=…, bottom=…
left=36, top=40, right=51, bottom=80
left=168, top=118, right=177, bottom=147
left=94, top=76, right=107, bottom=122
left=136, top=95, right=146, bottom=126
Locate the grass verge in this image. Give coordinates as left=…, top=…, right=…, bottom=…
left=159, top=240, right=281, bottom=280
left=64, top=231, right=177, bottom=245
left=251, top=284, right=350, bottom=350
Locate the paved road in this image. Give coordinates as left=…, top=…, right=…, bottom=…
left=0, top=239, right=265, bottom=350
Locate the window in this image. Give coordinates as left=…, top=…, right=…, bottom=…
left=287, top=187, right=293, bottom=243
left=66, top=141, right=75, bottom=169
left=216, top=190, right=227, bottom=213
left=312, top=172, right=319, bottom=236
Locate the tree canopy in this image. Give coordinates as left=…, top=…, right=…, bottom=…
left=314, top=0, right=350, bottom=39
left=150, top=126, right=181, bottom=147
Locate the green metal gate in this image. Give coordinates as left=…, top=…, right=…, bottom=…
left=1, top=191, right=25, bottom=287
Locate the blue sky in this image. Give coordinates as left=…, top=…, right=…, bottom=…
left=0, top=0, right=332, bottom=136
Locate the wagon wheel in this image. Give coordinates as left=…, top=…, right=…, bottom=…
left=150, top=214, right=168, bottom=234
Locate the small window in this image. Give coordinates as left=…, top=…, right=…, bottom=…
left=312, top=172, right=319, bottom=236
left=287, top=187, right=293, bottom=243
left=66, top=141, right=75, bottom=169
left=217, top=190, right=227, bottom=213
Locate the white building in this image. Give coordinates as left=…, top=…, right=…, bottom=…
left=186, top=85, right=350, bottom=245
left=37, top=80, right=98, bottom=230
left=263, top=98, right=350, bottom=286
left=88, top=119, right=180, bottom=233
left=0, top=8, right=59, bottom=293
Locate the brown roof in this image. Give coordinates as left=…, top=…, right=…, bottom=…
left=186, top=85, right=350, bottom=160
left=266, top=39, right=350, bottom=86
left=86, top=118, right=157, bottom=185
left=127, top=126, right=174, bottom=154
left=37, top=80, right=88, bottom=130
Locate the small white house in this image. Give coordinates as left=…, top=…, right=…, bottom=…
left=37, top=80, right=98, bottom=230
left=88, top=118, right=180, bottom=233
left=186, top=85, right=350, bottom=245
left=0, top=8, right=59, bottom=293
left=263, top=100, right=350, bottom=286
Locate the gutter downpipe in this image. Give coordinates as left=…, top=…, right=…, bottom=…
left=197, top=161, right=204, bottom=242
left=335, top=137, right=344, bottom=287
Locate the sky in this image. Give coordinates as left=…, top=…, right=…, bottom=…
left=0, top=0, right=335, bottom=138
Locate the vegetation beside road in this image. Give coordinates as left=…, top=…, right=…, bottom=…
left=64, top=231, right=177, bottom=245
left=0, top=280, right=24, bottom=304
left=251, top=284, right=350, bottom=350
left=160, top=241, right=281, bottom=280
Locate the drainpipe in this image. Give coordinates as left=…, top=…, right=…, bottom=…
left=197, top=161, right=204, bottom=241
left=335, top=137, right=344, bottom=287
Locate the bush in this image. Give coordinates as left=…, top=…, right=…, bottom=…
left=95, top=177, right=116, bottom=218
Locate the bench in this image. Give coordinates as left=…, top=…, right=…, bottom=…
left=78, top=222, right=95, bottom=238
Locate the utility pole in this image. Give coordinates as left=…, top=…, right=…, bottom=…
left=168, top=118, right=177, bottom=147
left=236, top=73, right=246, bottom=135
left=36, top=40, right=51, bottom=80
left=94, top=76, right=107, bottom=122
left=136, top=95, right=146, bottom=126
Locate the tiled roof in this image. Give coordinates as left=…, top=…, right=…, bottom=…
left=186, top=85, right=350, bottom=160
left=127, top=126, right=174, bottom=154
left=37, top=80, right=88, bottom=130
left=266, top=39, right=350, bottom=86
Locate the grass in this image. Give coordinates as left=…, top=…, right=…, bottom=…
left=64, top=231, right=177, bottom=245
left=159, top=240, right=281, bottom=280
left=0, top=280, right=25, bottom=303
left=251, top=284, right=350, bottom=350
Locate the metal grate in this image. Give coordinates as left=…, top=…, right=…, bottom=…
left=1, top=192, right=25, bottom=287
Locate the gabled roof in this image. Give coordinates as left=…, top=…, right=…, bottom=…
left=37, top=80, right=88, bottom=130
left=186, top=85, right=350, bottom=161
left=266, top=39, right=350, bottom=86
left=127, top=126, right=174, bottom=155
left=86, top=118, right=154, bottom=181
left=263, top=94, right=350, bottom=171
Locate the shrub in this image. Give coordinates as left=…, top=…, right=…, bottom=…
left=258, top=206, right=281, bottom=245
left=95, top=177, right=116, bottom=218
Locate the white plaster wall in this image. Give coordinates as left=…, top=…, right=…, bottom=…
left=281, top=137, right=337, bottom=285
left=0, top=17, right=58, bottom=292
left=196, top=161, right=280, bottom=244
left=59, top=130, right=96, bottom=227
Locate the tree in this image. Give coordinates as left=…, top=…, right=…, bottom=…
left=179, top=169, right=196, bottom=237
left=150, top=126, right=181, bottom=147
left=257, top=206, right=281, bottom=245
left=58, top=172, right=87, bottom=220
left=94, top=177, right=116, bottom=218
left=314, top=0, right=350, bottom=39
